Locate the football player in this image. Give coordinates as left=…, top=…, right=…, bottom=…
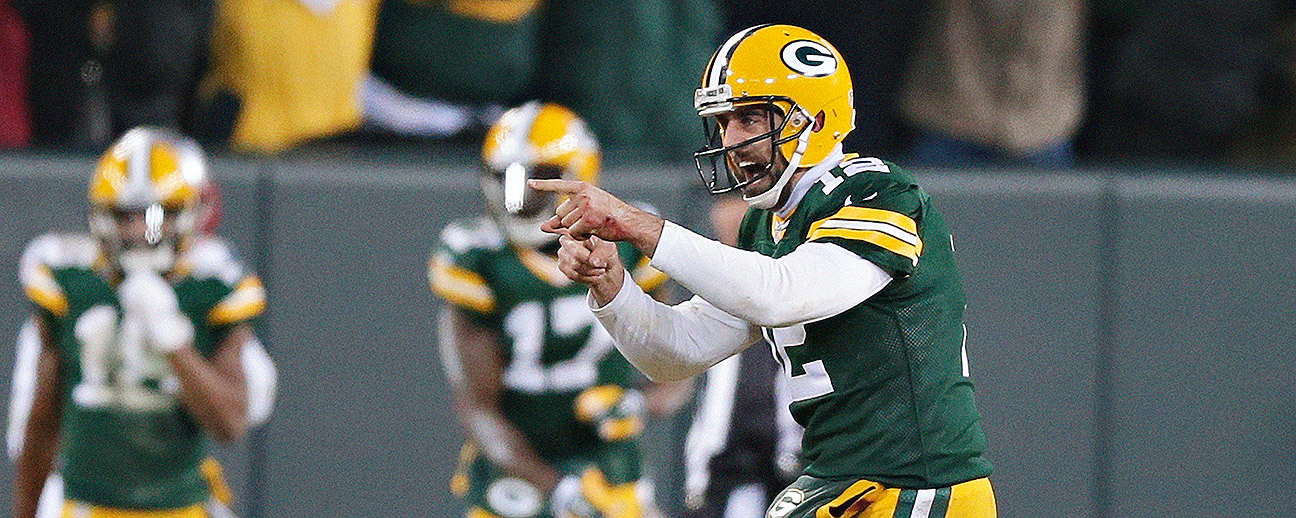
left=11, top=126, right=267, bottom=518
left=535, top=25, right=998, bottom=518
left=428, top=101, right=671, bottom=518
left=7, top=318, right=278, bottom=518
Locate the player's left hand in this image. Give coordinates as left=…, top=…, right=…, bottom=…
left=117, top=269, right=193, bottom=353
left=557, top=235, right=619, bottom=280
left=530, top=179, right=664, bottom=256
left=557, top=235, right=625, bottom=306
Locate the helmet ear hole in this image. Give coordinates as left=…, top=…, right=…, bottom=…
left=788, top=111, right=807, bottom=129
left=812, top=111, right=825, bottom=132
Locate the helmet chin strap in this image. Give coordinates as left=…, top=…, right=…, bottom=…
left=742, top=120, right=811, bottom=210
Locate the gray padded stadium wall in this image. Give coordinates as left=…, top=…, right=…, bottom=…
left=923, top=172, right=1106, bottom=518
left=1105, top=175, right=1296, bottom=518
left=2, top=153, right=1295, bottom=518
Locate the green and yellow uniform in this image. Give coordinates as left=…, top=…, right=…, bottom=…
left=736, top=156, right=993, bottom=517
left=428, top=217, right=667, bottom=518
left=19, top=233, right=265, bottom=513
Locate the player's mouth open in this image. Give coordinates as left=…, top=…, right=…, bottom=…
left=736, top=160, right=767, bottom=181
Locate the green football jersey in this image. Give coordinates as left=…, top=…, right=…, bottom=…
left=19, top=233, right=266, bottom=509
left=736, top=156, right=992, bottom=488
left=428, top=217, right=667, bottom=482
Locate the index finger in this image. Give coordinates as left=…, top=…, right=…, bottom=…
left=528, top=179, right=586, bottom=194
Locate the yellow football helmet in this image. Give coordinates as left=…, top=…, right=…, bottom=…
left=480, top=101, right=600, bottom=247
left=88, top=126, right=209, bottom=272
left=693, top=24, right=855, bottom=209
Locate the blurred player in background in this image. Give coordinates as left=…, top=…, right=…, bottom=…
left=7, top=322, right=278, bottom=518
left=428, top=101, right=681, bottom=518
left=11, top=127, right=269, bottom=518
left=7, top=147, right=278, bottom=518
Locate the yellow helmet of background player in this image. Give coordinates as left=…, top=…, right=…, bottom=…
left=693, top=24, right=855, bottom=209
left=480, top=101, right=600, bottom=246
left=88, top=126, right=209, bottom=272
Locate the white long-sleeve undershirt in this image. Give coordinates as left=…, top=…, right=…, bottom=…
left=590, top=221, right=892, bottom=382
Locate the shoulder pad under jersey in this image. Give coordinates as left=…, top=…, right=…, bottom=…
left=808, top=156, right=924, bottom=270
left=184, top=235, right=267, bottom=325
left=429, top=218, right=501, bottom=314
left=182, top=235, right=246, bottom=286
left=18, top=233, right=99, bottom=317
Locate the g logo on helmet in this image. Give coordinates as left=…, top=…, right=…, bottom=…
left=781, top=40, right=837, bottom=77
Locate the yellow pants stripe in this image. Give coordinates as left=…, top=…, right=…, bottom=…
left=812, top=477, right=995, bottom=518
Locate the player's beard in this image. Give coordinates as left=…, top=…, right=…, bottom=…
left=730, top=142, right=788, bottom=201
left=736, top=161, right=777, bottom=198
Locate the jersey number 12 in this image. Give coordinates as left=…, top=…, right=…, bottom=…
left=764, top=325, right=834, bottom=403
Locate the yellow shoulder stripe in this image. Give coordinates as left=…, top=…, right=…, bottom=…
left=631, top=257, right=668, bottom=293
left=23, top=264, right=68, bottom=317
left=808, top=207, right=923, bottom=265
left=209, top=276, right=267, bottom=325
left=428, top=256, right=496, bottom=314
left=516, top=246, right=571, bottom=288
left=816, top=206, right=917, bottom=234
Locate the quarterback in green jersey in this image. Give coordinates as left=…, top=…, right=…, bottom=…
left=534, top=25, right=997, bottom=518
left=429, top=102, right=676, bottom=518
left=12, top=127, right=265, bottom=518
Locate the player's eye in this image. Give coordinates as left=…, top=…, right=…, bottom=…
left=111, top=209, right=142, bottom=224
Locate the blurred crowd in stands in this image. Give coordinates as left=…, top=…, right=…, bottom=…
left=1, top=0, right=1295, bottom=168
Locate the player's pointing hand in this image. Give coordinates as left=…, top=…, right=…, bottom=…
left=530, top=179, right=666, bottom=256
